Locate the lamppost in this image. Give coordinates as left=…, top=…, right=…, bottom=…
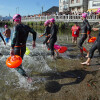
left=42, top=6, right=43, bottom=15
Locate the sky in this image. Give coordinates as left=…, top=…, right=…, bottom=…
left=0, top=0, right=59, bottom=17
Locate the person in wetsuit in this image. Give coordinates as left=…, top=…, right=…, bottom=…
left=81, top=11, right=100, bottom=66
left=78, top=13, right=91, bottom=57
left=0, top=32, right=6, bottom=45
left=47, top=18, right=58, bottom=59
left=10, top=14, right=37, bottom=83
left=39, top=20, right=51, bottom=49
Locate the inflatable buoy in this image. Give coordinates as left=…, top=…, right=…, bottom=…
left=25, top=47, right=30, bottom=55
left=88, top=37, right=96, bottom=43
left=54, top=45, right=67, bottom=53
left=6, top=55, right=22, bottom=68
left=54, top=45, right=61, bottom=50
left=58, top=46, right=67, bottom=53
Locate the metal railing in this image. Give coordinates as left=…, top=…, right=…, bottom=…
left=20, top=15, right=100, bottom=22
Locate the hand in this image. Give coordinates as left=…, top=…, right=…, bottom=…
left=10, top=49, right=14, bottom=56
left=39, top=35, right=43, bottom=38
left=47, top=40, right=50, bottom=43
left=4, top=41, right=6, bottom=45
left=32, top=41, right=36, bottom=48
left=92, top=28, right=99, bottom=31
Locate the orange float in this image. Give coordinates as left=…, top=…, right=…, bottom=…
left=6, top=55, right=22, bottom=68
left=58, top=46, right=68, bottom=53
left=88, top=37, right=96, bottom=43
left=54, top=45, right=67, bottom=53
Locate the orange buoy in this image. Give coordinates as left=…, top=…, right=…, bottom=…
left=58, top=46, right=67, bottom=53
left=88, top=37, right=96, bottom=43
left=6, top=55, right=22, bottom=68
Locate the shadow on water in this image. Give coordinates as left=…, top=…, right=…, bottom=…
left=43, top=69, right=98, bottom=93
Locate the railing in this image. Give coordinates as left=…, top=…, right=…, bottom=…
left=20, top=15, right=100, bottom=22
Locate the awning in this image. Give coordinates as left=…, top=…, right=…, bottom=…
left=87, top=9, right=98, bottom=12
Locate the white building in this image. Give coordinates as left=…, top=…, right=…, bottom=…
left=69, top=0, right=88, bottom=13
left=88, top=0, right=100, bottom=12
left=59, top=0, right=69, bottom=12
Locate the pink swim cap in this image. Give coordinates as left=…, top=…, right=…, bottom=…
left=50, top=18, right=55, bottom=23
left=82, top=13, right=87, bottom=18
left=44, top=20, right=50, bottom=26
left=4, top=25, right=8, bottom=28
left=13, top=14, right=21, bottom=22
left=97, top=8, right=100, bottom=14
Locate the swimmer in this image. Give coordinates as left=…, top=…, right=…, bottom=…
left=10, top=14, right=37, bottom=83
left=39, top=20, right=51, bottom=49
left=78, top=13, right=91, bottom=57
left=81, top=9, right=100, bottom=66
left=47, top=18, right=58, bottom=59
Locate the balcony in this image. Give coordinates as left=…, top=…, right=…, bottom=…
left=63, top=1, right=68, bottom=5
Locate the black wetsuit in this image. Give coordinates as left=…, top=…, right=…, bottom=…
left=11, top=24, right=36, bottom=77
left=89, top=29, right=100, bottom=58
left=78, top=19, right=91, bottom=51
left=49, top=24, right=58, bottom=56
left=43, top=26, right=51, bottom=48
left=0, top=32, right=5, bottom=42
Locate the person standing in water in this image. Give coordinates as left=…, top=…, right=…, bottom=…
left=71, top=22, right=80, bottom=44
left=47, top=18, right=58, bottom=59
left=3, top=25, right=11, bottom=43
left=39, top=20, right=51, bottom=49
left=78, top=13, right=91, bottom=57
left=81, top=9, right=100, bottom=66
left=10, top=14, right=37, bottom=83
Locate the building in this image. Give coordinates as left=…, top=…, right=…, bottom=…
left=59, top=0, right=69, bottom=13
left=69, top=0, right=88, bottom=13
left=88, top=0, right=100, bottom=12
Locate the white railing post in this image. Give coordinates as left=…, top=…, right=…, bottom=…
left=68, top=14, right=69, bottom=22
left=46, top=15, right=47, bottom=21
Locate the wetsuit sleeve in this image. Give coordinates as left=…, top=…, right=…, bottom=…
left=85, top=21, right=91, bottom=31
left=43, top=27, right=47, bottom=36
left=11, top=31, right=18, bottom=48
left=28, top=27, right=37, bottom=41
left=11, top=26, right=19, bottom=48
left=0, top=32, right=5, bottom=42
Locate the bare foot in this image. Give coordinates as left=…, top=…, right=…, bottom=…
left=81, top=62, right=90, bottom=66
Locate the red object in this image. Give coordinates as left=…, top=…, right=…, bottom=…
left=80, top=49, right=83, bottom=53
left=6, top=55, right=22, bottom=68
left=54, top=45, right=67, bottom=53
left=83, top=47, right=87, bottom=52
left=88, top=37, right=96, bottom=43
left=71, top=25, right=80, bottom=37
left=87, top=31, right=91, bottom=35
left=58, top=46, right=67, bottom=53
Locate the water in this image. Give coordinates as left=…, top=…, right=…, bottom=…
left=0, top=27, right=100, bottom=100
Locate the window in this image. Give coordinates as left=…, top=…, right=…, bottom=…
left=60, top=6, right=62, bottom=10
left=71, top=0, right=74, bottom=4
left=76, top=0, right=80, bottom=3
left=92, top=1, right=100, bottom=6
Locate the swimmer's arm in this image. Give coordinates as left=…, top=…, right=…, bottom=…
left=92, top=28, right=99, bottom=31
left=86, top=22, right=91, bottom=31
left=0, top=33, right=5, bottom=42
left=11, top=31, right=18, bottom=48
left=29, top=27, right=37, bottom=41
